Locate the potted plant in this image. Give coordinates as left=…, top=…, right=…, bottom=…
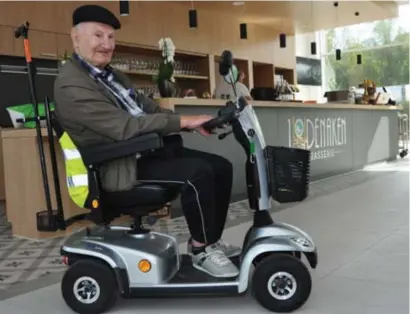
left=154, top=37, right=176, bottom=98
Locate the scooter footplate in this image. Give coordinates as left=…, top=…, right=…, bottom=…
left=170, top=254, right=240, bottom=284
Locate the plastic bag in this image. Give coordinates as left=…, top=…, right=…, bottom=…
left=6, top=102, right=55, bottom=129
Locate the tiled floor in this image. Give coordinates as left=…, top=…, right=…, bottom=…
left=0, top=158, right=408, bottom=298
left=0, top=158, right=408, bottom=314
left=0, top=201, right=251, bottom=291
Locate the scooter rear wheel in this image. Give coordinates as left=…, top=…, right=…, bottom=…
left=251, top=253, right=312, bottom=313
left=61, top=258, right=118, bottom=314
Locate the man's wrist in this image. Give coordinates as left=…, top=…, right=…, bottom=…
left=180, top=116, right=188, bottom=129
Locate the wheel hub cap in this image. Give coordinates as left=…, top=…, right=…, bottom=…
left=267, top=271, right=297, bottom=300
left=73, top=276, right=101, bottom=304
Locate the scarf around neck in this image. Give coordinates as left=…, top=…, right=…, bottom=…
left=73, top=53, right=146, bottom=117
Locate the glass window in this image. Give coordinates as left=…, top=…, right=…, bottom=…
left=321, top=4, right=409, bottom=93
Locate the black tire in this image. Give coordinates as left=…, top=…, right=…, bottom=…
left=252, top=254, right=312, bottom=313
left=61, top=259, right=119, bottom=314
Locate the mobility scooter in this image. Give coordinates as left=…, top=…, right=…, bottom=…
left=59, top=50, right=318, bottom=314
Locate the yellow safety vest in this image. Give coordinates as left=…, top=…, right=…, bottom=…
left=59, top=132, right=89, bottom=208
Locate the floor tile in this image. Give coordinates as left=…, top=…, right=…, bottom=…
left=0, top=270, right=25, bottom=285
left=25, top=268, right=66, bottom=282
left=0, top=159, right=407, bottom=303
left=36, top=256, right=65, bottom=269
left=6, top=247, right=47, bottom=259
left=0, top=258, right=37, bottom=271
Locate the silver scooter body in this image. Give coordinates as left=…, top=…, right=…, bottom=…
left=61, top=93, right=318, bottom=296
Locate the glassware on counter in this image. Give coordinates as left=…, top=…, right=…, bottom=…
left=274, top=74, right=296, bottom=101
left=174, top=61, right=200, bottom=76
left=111, top=55, right=201, bottom=77
left=111, top=56, right=130, bottom=71
left=135, top=85, right=183, bottom=98
left=135, top=85, right=159, bottom=97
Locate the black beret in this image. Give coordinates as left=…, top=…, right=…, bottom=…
left=73, top=5, right=121, bottom=30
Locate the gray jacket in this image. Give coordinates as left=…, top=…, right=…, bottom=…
left=54, top=57, right=181, bottom=192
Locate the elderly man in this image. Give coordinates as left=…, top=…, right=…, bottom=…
left=54, top=4, right=240, bottom=278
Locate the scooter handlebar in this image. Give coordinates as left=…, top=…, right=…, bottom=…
left=201, top=100, right=238, bottom=133
left=201, top=115, right=232, bottom=133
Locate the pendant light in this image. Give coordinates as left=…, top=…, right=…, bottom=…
left=336, top=49, right=341, bottom=60
left=279, top=33, right=286, bottom=48
left=311, top=42, right=317, bottom=55
left=119, top=0, right=129, bottom=16
left=278, top=17, right=286, bottom=48
left=355, top=12, right=361, bottom=65
left=310, top=1, right=317, bottom=55
left=188, top=1, right=197, bottom=28
left=189, top=9, right=197, bottom=28
left=237, top=2, right=247, bottom=39
left=334, top=2, right=341, bottom=60
left=240, top=23, right=247, bottom=39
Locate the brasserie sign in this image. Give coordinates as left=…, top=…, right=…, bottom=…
left=287, top=115, right=348, bottom=161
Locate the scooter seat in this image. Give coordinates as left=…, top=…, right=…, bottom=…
left=102, top=183, right=179, bottom=215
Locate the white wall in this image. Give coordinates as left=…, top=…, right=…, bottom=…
left=294, top=32, right=326, bottom=103
left=272, top=35, right=297, bottom=70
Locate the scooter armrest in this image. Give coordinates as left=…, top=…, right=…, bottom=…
left=81, top=133, right=163, bottom=166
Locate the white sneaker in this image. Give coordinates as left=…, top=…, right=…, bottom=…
left=191, top=247, right=239, bottom=278
left=208, top=239, right=242, bottom=258
left=188, top=239, right=241, bottom=258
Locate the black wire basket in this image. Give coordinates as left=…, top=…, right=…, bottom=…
left=265, top=145, right=311, bottom=203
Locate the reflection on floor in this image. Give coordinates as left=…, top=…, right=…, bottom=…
left=0, top=160, right=404, bottom=291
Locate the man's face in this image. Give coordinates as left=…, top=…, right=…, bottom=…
left=71, top=22, right=115, bottom=68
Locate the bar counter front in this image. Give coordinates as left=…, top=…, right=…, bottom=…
left=1, top=99, right=400, bottom=239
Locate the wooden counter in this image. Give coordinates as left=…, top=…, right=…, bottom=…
left=1, top=127, right=171, bottom=239
left=0, top=99, right=401, bottom=239
left=157, top=98, right=401, bottom=111
left=1, top=128, right=90, bottom=239
left=159, top=98, right=400, bottom=207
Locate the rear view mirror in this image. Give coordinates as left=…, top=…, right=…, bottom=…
left=219, top=50, right=238, bottom=84
left=219, top=50, right=233, bottom=76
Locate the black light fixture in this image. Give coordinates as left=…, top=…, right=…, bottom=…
left=336, top=49, right=341, bottom=60
left=279, top=33, right=286, bottom=48
left=357, top=54, right=362, bottom=65
left=240, top=23, right=247, bottom=39
left=311, top=42, right=317, bottom=55
left=119, top=0, right=129, bottom=16
left=334, top=2, right=340, bottom=60
left=189, top=9, right=197, bottom=28
left=310, top=1, right=317, bottom=55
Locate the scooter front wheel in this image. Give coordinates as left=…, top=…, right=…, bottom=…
left=61, top=258, right=119, bottom=314
left=251, top=254, right=312, bottom=313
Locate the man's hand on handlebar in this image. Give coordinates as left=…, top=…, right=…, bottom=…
left=180, top=115, right=214, bottom=136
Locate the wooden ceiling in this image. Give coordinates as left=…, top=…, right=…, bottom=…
left=174, top=1, right=400, bottom=34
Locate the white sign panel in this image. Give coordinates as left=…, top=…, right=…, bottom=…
left=287, top=116, right=348, bottom=161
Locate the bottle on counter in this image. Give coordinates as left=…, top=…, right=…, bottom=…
left=348, top=86, right=356, bottom=104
